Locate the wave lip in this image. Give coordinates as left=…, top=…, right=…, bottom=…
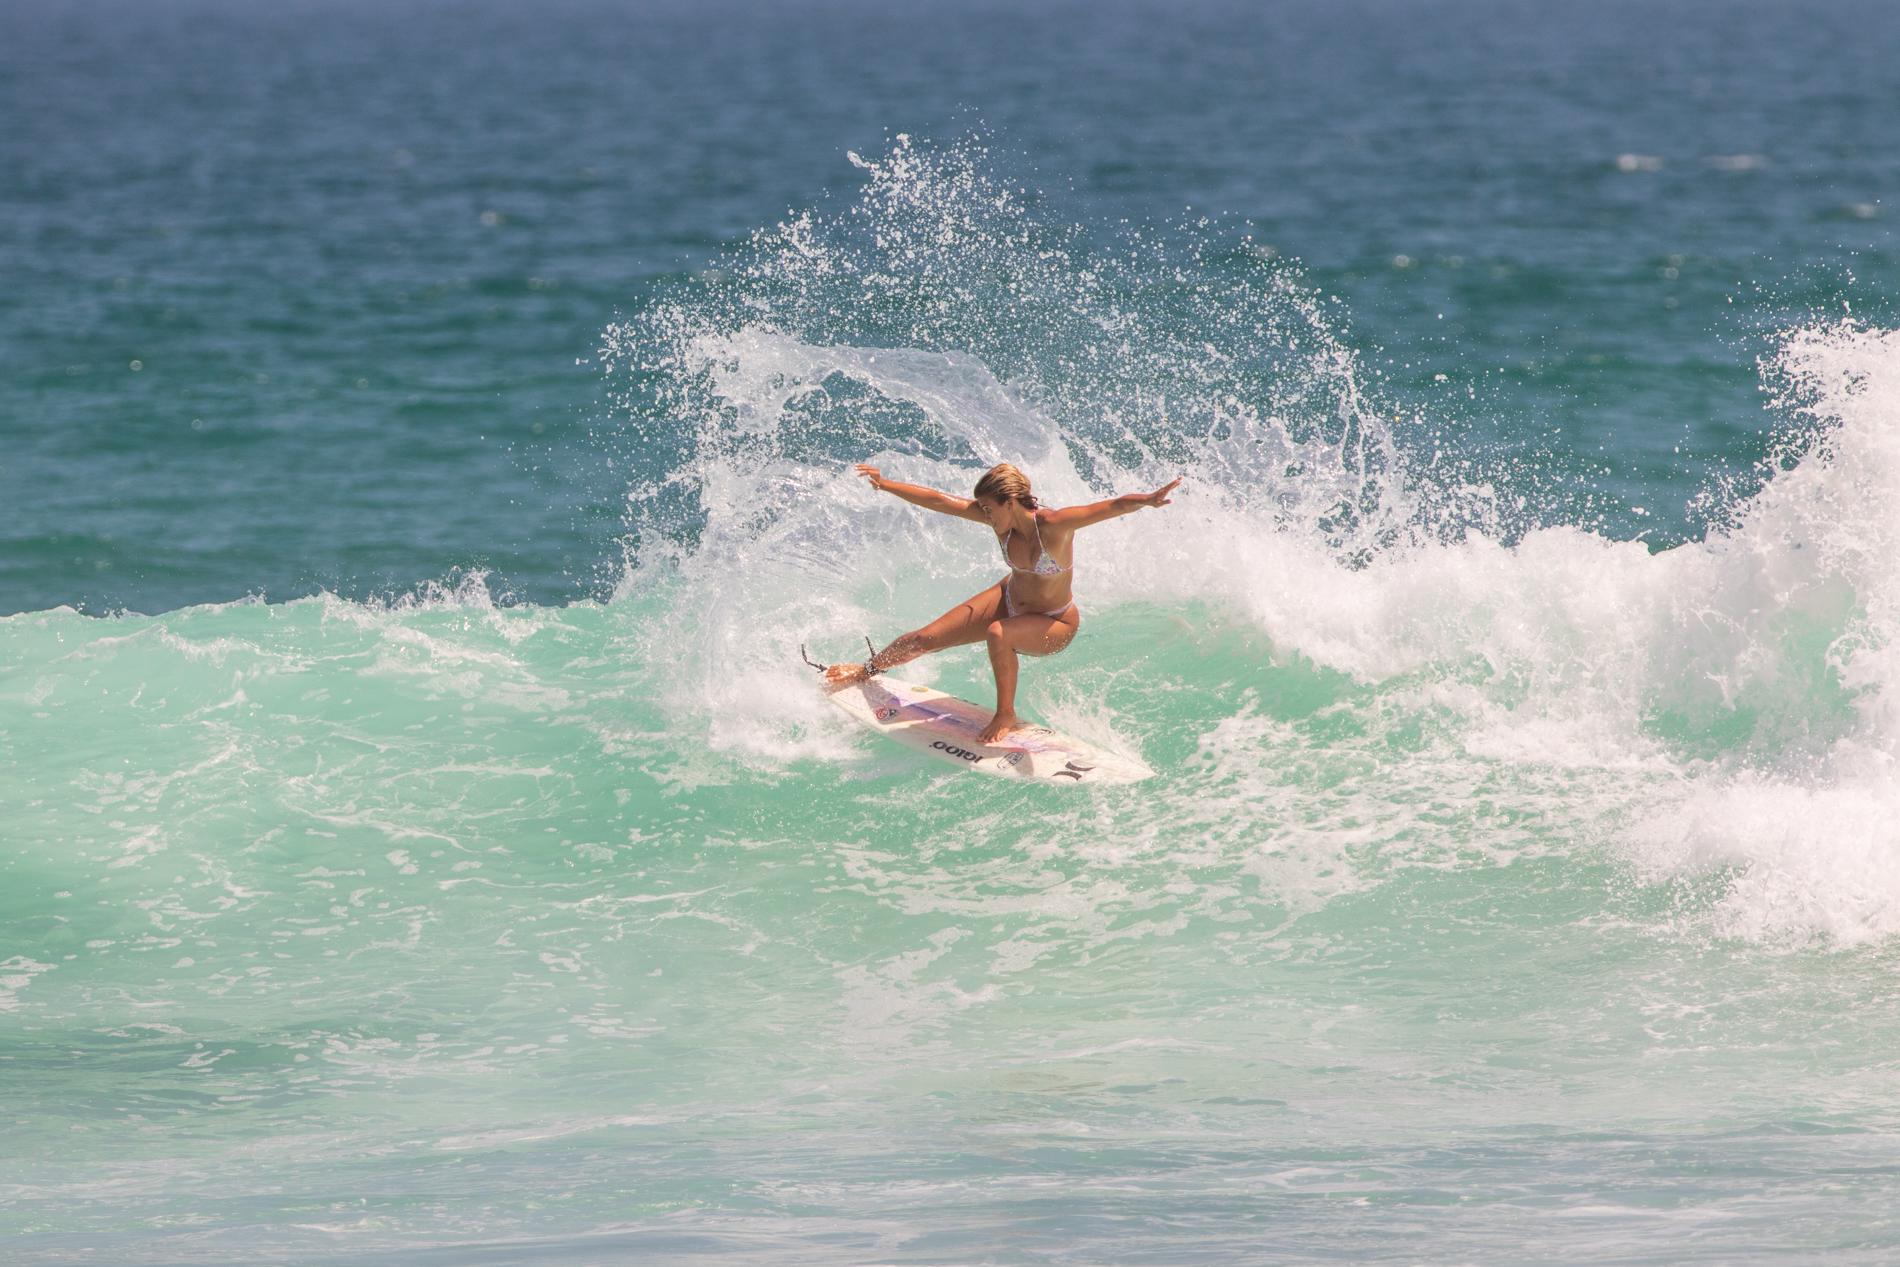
left=593, top=137, right=1900, bottom=944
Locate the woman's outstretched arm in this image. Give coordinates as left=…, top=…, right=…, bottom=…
left=1042, top=477, right=1181, bottom=530
left=854, top=464, right=988, bottom=522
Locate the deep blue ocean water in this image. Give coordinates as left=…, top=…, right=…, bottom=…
left=6, top=1, right=1900, bottom=1263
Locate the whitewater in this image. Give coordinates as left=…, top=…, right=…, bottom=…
left=8, top=137, right=1900, bottom=1263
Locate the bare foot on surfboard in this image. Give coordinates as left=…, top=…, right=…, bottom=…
left=824, top=662, right=871, bottom=686
left=977, top=710, right=1026, bottom=745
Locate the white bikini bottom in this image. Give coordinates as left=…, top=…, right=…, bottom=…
left=1004, top=583, right=1076, bottom=621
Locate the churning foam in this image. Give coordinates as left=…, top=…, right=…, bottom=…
left=1623, top=322, right=1900, bottom=944
left=602, top=136, right=1900, bottom=944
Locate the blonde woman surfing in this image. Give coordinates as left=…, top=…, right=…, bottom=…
left=825, top=462, right=1181, bottom=744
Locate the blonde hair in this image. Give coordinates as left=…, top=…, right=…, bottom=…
left=972, top=463, right=1038, bottom=510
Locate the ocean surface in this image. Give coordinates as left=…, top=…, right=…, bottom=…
left=7, top=1, right=1900, bottom=1262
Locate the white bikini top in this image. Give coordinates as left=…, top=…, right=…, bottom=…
left=999, top=514, right=1072, bottom=577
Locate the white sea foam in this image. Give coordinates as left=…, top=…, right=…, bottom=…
left=1623, top=322, right=1900, bottom=944
left=0, top=956, right=57, bottom=1013
left=600, top=136, right=1900, bottom=945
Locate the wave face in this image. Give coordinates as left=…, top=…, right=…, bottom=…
left=9, top=138, right=1900, bottom=1263
left=598, top=137, right=1900, bottom=945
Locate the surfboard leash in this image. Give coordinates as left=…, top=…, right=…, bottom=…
left=796, top=638, right=882, bottom=676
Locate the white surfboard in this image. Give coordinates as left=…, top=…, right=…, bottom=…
left=825, top=674, right=1154, bottom=784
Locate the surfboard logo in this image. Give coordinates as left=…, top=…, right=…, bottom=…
left=930, top=740, right=983, bottom=763
left=1052, top=761, right=1095, bottom=781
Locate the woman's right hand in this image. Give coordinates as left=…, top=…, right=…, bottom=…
left=1141, top=477, right=1182, bottom=508
left=854, top=463, right=887, bottom=492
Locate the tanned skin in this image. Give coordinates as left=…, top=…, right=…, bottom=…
left=826, top=465, right=1180, bottom=743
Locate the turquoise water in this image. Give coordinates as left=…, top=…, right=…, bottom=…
left=8, top=1, right=1900, bottom=1262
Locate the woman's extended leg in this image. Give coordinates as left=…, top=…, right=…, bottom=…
left=977, top=607, right=1080, bottom=743
left=823, top=582, right=1007, bottom=685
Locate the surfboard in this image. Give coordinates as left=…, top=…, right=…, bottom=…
left=824, top=674, right=1154, bottom=784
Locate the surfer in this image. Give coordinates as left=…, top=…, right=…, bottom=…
left=824, top=462, right=1181, bottom=743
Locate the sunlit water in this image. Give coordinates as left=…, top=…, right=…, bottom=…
left=7, top=2, right=1900, bottom=1263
